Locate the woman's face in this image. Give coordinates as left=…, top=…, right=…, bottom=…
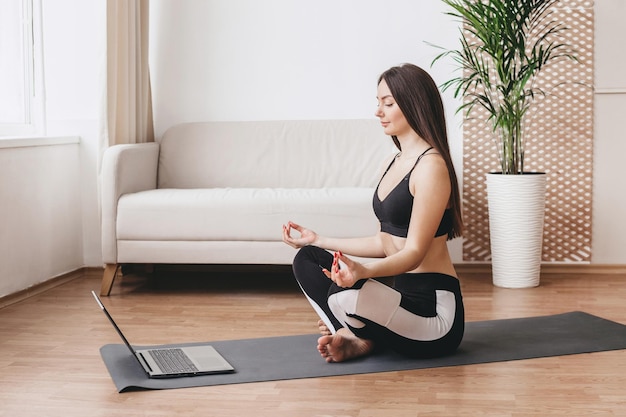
left=375, top=79, right=411, bottom=138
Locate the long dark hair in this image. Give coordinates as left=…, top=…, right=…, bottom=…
left=378, top=63, right=463, bottom=239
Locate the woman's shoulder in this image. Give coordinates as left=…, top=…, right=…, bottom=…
left=409, top=151, right=450, bottom=186
left=414, top=150, right=447, bottom=172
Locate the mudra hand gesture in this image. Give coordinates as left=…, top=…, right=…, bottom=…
left=323, top=251, right=362, bottom=288
left=282, top=221, right=363, bottom=288
left=282, top=221, right=317, bottom=248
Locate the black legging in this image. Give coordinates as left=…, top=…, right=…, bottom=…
left=292, top=245, right=465, bottom=358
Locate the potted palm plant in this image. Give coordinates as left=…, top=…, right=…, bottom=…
left=432, top=0, right=578, bottom=287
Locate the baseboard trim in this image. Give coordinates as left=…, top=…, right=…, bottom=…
left=0, top=267, right=100, bottom=310
left=455, top=263, right=626, bottom=276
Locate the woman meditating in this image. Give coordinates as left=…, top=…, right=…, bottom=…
left=282, top=63, right=465, bottom=362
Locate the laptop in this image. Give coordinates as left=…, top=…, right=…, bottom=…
left=92, top=291, right=235, bottom=378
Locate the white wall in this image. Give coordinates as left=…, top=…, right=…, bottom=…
left=592, top=0, right=626, bottom=263
left=0, top=0, right=103, bottom=298
left=149, top=0, right=461, bottom=135
left=43, top=0, right=104, bottom=268
left=0, top=141, right=83, bottom=296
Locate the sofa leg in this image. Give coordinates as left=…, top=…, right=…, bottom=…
left=100, top=264, right=119, bottom=296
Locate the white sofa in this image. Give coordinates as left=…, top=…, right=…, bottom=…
left=100, top=119, right=395, bottom=295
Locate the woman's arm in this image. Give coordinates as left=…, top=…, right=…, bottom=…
left=313, top=233, right=386, bottom=259
left=282, top=221, right=386, bottom=258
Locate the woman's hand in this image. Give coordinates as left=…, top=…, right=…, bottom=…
left=322, top=251, right=365, bottom=288
left=282, top=221, right=318, bottom=249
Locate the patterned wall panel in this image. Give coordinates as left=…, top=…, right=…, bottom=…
left=462, top=0, right=594, bottom=262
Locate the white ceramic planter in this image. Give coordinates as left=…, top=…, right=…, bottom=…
left=486, top=173, right=547, bottom=288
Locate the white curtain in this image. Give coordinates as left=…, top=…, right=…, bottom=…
left=101, top=0, right=154, bottom=148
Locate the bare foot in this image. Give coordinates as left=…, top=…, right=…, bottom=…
left=317, top=328, right=374, bottom=363
left=317, top=320, right=331, bottom=336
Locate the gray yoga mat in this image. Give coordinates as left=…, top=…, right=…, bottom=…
left=100, top=311, right=626, bottom=392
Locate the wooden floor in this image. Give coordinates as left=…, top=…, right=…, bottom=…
left=0, top=267, right=625, bottom=417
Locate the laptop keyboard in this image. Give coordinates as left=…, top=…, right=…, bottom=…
left=148, top=348, right=199, bottom=374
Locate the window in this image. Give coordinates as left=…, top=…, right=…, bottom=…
left=0, top=0, right=44, bottom=137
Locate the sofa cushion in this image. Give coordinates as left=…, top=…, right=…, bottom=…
left=116, top=188, right=380, bottom=242
left=157, top=120, right=395, bottom=189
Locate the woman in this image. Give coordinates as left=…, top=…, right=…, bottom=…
left=282, top=63, right=464, bottom=362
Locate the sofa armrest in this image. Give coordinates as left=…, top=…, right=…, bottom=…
left=101, top=142, right=160, bottom=264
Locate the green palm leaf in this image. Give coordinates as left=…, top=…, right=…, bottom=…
left=432, top=0, right=577, bottom=174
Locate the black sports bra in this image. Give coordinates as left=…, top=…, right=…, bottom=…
left=372, top=147, right=453, bottom=238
